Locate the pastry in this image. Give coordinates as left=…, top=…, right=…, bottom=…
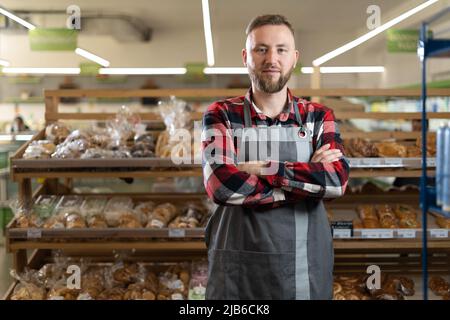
left=333, top=282, right=343, bottom=295
left=118, top=212, right=142, bottom=228
left=11, top=283, right=46, bottom=300
left=112, top=263, right=139, bottom=285
left=429, top=276, right=450, bottom=296
left=45, top=122, right=70, bottom=144
left=87, top=214, right=108, bottom=228
left=357, top=205, right=377, bottom=220
left=376, top=204, right=396, bottom=220
left=47, top=286, right=79, bottom=300
left=394, top=204, right=417, bottom=220
left=146, top=203, right=178, bottom=228
left=352, top=219, right=363, bottom=229
left=65, top=213, right=86, bottom=229
left=379, top=216, right=398, bottom=229
left=97, top=287, right=125, bottom=300
left=436, top=217, right=450, bottom=229
left=374, top=141, right=407, bottom=157
left=363, top=218, right=380, bottom=229
left=399, top=218, right=420, bottom=228
left=43, top=215, right=65, bottom=229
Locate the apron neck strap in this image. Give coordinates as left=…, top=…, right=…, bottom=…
left=243, top=96, right=304, bottom=128
left=243, top=98, right=252, bottom=128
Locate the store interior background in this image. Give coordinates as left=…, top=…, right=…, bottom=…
left=0, top=0, right=450, bottom=299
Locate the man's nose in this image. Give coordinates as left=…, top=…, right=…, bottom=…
left=265, top=49, right=278, bottom=64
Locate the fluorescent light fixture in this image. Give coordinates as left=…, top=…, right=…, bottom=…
left=0, top=7, right=36, bottom=30
left=75, top=48, right=110, bottom=67
left=204, top=67, right=248, bottom=74
left=2, top=67, right=80, bottom=75
left=0, top=59, right=10, bottom=67
left=312, top=0, right=439, bottom=66
left=99, top=68, right=187, bottom=75
left=321, top=66, right=385, bottom=73
left=201, top=0, right=215, bottom=66
left=301, top=67, right=314, bottom=74
left=0, top=135, right=13, bottom=141
left=202, top=66, right=385, bottom=74
left=15, top=134, right=34, bottom=141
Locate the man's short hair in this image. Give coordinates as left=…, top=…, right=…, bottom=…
left=245, top=14, right=294, bottom=36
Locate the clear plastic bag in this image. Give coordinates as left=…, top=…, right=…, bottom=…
left=104, top=197, right=133, bottom=227
left=22, top=140, right=56, bottom=159
left=33, top=195, right=59, bottom=219
left=45, top=122, right=71, bottom=144
left=145, top=203, right=178, bottom=228
left=107, top=105, right=141, bottom=149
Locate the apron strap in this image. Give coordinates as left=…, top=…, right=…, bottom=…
left=243, top=98, right=252, bottom=128
left=293, top=99, right=303, bottom=127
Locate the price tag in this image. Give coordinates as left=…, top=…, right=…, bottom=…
left=397, top=229, right=417, bottom=238
left=331, top=221, right=353, bottom=239
left=430, top=229, right=448, bottom=238
left=27, top=228, right=42, bottom=239
left=362, top=158, right=381, bottom=167
left=361, top=229, right=394, bottom=239
left=333, top=229, right=352, bottom=239
left=427, top=158, right=436, bottom=167
left=385, top=158, right=403, bottom=166
left=168, top=228, right=186, bottom=238
left=349, top=159, right=361, bottom=167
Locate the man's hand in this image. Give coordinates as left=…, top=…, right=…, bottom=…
left=310, top=144, right=343, bottom=163
left=237, top=160, right=270, bottom=175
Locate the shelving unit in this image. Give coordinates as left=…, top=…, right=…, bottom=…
left=418, top=6, right=450, bottom=300
left=4, top=87, right=450, bottom=300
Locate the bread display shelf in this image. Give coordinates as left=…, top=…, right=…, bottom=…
left=6, top=87, right=449, bottom=274
left=6, top=226, right=205, bottom=240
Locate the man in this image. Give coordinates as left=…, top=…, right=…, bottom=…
left=201, top=14, right=349, bottom=300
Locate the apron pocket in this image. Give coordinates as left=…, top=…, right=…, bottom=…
left=206, top=249, right=240, bottom=299
left=238, top=250, right=296, bottom=300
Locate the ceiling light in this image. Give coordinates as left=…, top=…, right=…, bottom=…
left=0, top=7, right=36, bottom=30
left=203, top=67, right=248, bottom=74
left=2, top=67, right=80, bottom=75
left=320, top=66, right=385, bottom=73
left=99, top=68, right=187, bottom=75
left=201, top=0, right=215, bottom=66
left=75, top=48, right=110, bottom=67
left=312, top=0, right=440, bottom=66
left=0, top=59, right=10, bottom=67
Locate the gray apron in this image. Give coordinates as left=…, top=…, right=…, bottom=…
left=205, top=99, right=334, bottom=300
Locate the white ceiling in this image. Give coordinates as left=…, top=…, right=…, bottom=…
left=1, top=0, right=408, bottom=32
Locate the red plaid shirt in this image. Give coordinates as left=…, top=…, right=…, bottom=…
left=201, top=88, right=349, bottom=209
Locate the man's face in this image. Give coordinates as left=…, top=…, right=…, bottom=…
left=243, top=24, right=299, bottom=93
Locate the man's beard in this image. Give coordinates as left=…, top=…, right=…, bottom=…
left=249, top=65, right=294, bottom=93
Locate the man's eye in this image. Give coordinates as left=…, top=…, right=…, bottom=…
left=278, top=48, right=287, bottom=53
left=257, top=48, right=267, bottom=53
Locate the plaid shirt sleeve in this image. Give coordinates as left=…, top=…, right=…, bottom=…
left=264, top=107, right=350, bottom=200
left=201, top=102, right=286, bottom=208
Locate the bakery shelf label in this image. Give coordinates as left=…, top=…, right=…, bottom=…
left=27, top=228, right=42, bottom=239
left=169, top=228, right=186, bottom=238
left=430, top=229, right=448, bottom=238
left=331, top=221, right=353, bottom=238
left=361, top=229, right=394, bottom=239
left=397, top=229, right=416, bottom=238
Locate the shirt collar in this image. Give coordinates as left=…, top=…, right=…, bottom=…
left=244, top=88, right=296, bottom=123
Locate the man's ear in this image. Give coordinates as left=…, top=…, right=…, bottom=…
left=294, top=50, right=300, bottom=67
left=242, top=48, right=247, bottom=67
